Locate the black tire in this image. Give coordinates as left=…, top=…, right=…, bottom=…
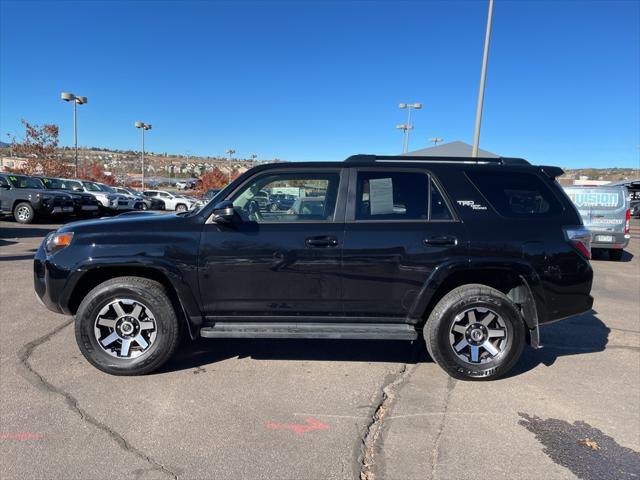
left=424, top=284, right=525, bottom=381
left=13, top=202, right=35, bottom=224
left=609, top=249, right=624, bottom=261
left=75, top=276, right=180, bottom=375
left=175, top=203, right=187, bottom=212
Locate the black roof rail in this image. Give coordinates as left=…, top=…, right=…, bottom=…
left=344, top=154, right=530, bottom=166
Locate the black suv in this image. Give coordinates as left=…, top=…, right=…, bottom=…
left=36, top=176, right=101, bottom=216
left=34, top=155, right=594, bottom=380
left=0, top=173, right=75, bottom=223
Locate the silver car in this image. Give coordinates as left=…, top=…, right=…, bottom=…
left=563, top=185, right=630, bottom=260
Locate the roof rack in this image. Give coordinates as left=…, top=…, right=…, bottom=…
left=344, top=154, right=530, bottom=166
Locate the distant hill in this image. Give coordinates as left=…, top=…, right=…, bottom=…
left=0, top=141, right=10, bottom=148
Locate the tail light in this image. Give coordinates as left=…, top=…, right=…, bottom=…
left=624, top=209, right=630, bottom=235
left=564, top=226, right=591, bottom=260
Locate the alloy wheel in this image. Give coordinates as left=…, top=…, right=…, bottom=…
left=94, top=299, right=157, bottom=358
left=16, top=206, right=31, bottom=222
left=448, top=307, right=508, bottom=364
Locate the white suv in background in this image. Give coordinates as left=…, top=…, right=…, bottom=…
left=143, top=190, right=197, bottom=212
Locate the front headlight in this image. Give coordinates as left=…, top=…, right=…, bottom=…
left=45, top=232, right=74, bottom=255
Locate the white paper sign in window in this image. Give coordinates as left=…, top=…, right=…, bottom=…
left=369, top=178, right=394, bottom=215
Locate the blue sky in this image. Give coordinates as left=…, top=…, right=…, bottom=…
left=1, top=0, right=638, bottom=168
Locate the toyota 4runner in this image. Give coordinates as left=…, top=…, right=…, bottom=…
left=1, top=173, right=75, bottom=223
left=34, top=155, right=594, bottom=380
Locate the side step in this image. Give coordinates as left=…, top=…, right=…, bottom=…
left=200, top=322, right=418, bottom=340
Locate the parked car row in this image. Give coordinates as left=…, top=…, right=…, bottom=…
left=0, top=172, right=203, bottom=224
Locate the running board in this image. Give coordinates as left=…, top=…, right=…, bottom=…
left=199, top=322, right=418, bottom=340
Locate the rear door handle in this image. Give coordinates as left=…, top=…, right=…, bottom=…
left=423, top=236, right=458, bottom=246
left=306, top=236, right=339, bottom=247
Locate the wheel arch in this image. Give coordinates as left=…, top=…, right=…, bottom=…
left=66, top=265, right=200, bottom=339
left=12, top=199, right=34, bottom=210
left=411, top=262, right=544, bottom=347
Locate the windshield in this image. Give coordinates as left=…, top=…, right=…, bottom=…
left=7, top=175, right=44, bottom=189
left=98, top=184, right=116, bottom=193
left=41, top=177, right=82, bottom=191
left=83, top=181, right=102, bottom=192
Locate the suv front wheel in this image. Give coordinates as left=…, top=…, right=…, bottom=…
left=424, top=284, right=525, bottom=381
left=75, top=276, right=180, bottom=375
left=14, top=202, right=35, bottom=224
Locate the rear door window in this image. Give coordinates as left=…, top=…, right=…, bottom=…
left=354, top=171, right=454, bottom=221
left=466, top=171, right=562, bottom=217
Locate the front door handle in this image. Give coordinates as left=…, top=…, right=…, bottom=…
left=424, top=236, right=458, bottom=246
left=306, top=236, right=339, bottom=248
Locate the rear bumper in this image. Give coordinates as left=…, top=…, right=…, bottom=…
left=590, top=231, right=630, bottom=250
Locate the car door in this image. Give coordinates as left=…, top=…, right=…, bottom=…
left=0, top=175, right=9, bottom=212
left=341, top=167, right=467, bottom=320
left=198, top=168, right=347, bottom=318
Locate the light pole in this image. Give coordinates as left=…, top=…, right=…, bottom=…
left=429, top=137, right=444, bottom=146
left=472, top=0, right=494, bottom=158
left=225, top=149, right=236, bottom=183
left=61, top=92, right=88, bottom=177
left=397, top=103, right=422, bottom=153
left=135, top=122, right=152, bottom=189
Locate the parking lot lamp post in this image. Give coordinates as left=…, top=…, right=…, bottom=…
left=397, top=103, right=422, bottom=153
left=225, top=149, right=236, bottom=184
left=61, top=92, right=88, bottom=177
left=135, top=122, right=152, bottom=189
left=472, top=0, right=494, bottom=158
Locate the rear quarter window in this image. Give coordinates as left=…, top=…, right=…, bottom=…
left=466, top=170, right=563, bottom=217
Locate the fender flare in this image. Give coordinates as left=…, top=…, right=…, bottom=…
left=408, top=258, right=545, bottom=347
left=61, top=257, right=203, bottom=339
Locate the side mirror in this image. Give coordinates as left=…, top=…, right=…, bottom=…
left=0, top=184, right=10, bottom=190
left=211, top=200, right=235, bottom=223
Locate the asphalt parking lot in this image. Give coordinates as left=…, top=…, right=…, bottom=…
left=1, top=218, right=639, bottom=480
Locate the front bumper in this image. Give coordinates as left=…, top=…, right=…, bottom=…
left=49, top=205, right=75, bottom=214
left=33, top=241, right=68, bottom=314
left=106, top=201, right=136, bottom=211
left=80, top=204, right=100, bottom=212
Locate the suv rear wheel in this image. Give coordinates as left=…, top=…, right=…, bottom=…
left=75, top=276, right=180, bottom=375
left=424, top=284, right=525, bottom=381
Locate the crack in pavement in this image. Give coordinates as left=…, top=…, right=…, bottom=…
left=429, top=376, right=457, bottom=480
left=17, top=318, right=179, bottom=480
left=358, top=363, right=417, bottom=480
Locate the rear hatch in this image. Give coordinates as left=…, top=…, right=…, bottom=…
left=563, top=187, right=628, bottom=234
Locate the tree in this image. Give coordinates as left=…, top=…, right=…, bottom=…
left=10, top=120, right=72, bottom=177
left=79, top=162, right=115, bottom=185
left=230, top=169, right=242, bottom=181
left=197, top=167, right=228, bottom=193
